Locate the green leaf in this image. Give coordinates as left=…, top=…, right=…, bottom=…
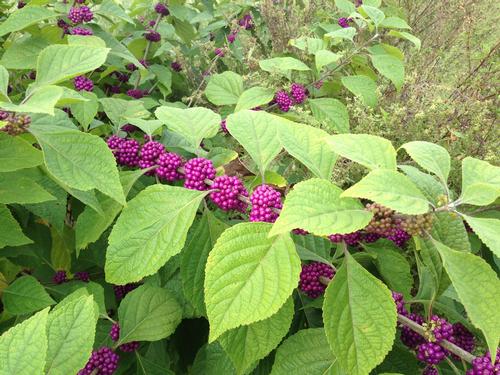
left=0, top=6, right=58, bottom=36
left=325, top=27, right=357, bottom=42
left=388, top=31, right=421, bottom=50
left=205, top=72, right=244, bottom=106
left=0, top=308, right=49, bottom=375
left=100, top=97, right=149, bottom=128
left=0, top=132, right=42, bottom=172
left=67, top=35, right=107, bottom=48
left=315, top=50, right=342, bottom=71
left=181, top=210, right=228, bottom=316
left=118, top=284, right=182, bottom=344
left=192, top=343, right=236, bottom=375
left=0, top=65, right=9, bottom=102
left=35, top=45, right=109, bottom=86
left=278, top=121, right=337, bottom=179
left=343, top=169, right=430, bottom=215
left=362, top=5, right=385, bottom=26
left=433, top=240, right=500, bottom=357
left=309, top=98, right=349, bottom=133
left=363, top=240, right=413, bottom=299
left=206, top=147, right=238, bottom=169
left=323, top=252, right=397, bottom=375
left=0, top=85, right=63, bottom=115
left=0, top=172, right=55, bottom=204
left=370, top=54, right=404, bottom=90
left=0, top=204, right=32, bottom=249
left=29, top=125, right=125, bottom=205
left=327, top=134, right=396, bottom=170
left=463, top=215, right=500, bottom=258
left=270, top=179, right=372, bottom=237
left=259, top=57, right=310, bottom=73
left=105, top=185, right=207, bottom=284
left=45, top=295, right=97, bottom=375
left=96, top=0, right=135, bottom=24
left=226, top=110, right=282, bottom=176
left=428, top=212, right=470, bottom=252
left=400, top=141, right=451, bottom=183
left=219, top=298, right=294, bottom=375
left=380, top=17, right=411, bottom=29
left=399, top=165, right=446, bottom=206
left=205, top=222, right=300, bottom=342
left=2, top=275, right=55, bottom=315
left=234, top=87, right=275, bottom=112
left=341, top=75, right=378, bottom=107
left=460, top=157, right=500, bottom=206
left=0, top=36, right=49, bottom=70
left=155, top=106, right=221, bottom=149
left=271, top=328, right=336, bottom=375
left=70, top=91, right=99, bottom=130
left=125, top=118, right=164, bottom=136
left=293, top=234, right=332, bottom=263
left=335, top=0, right=356, bottom=14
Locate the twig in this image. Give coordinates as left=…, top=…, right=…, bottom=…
left=188, top=55, right=221, bottom=107
left=134, top=13, right=163, bottom=90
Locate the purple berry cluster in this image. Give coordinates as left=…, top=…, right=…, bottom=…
left=274, top=90, right=294, bottom=112
left=74, top=75, right=94, bottom=92
left=70, top=27, right=93, bottom=35
left=228, top=31, right=238, bottom=43
left=68, top=6, right=93, bottom=24
left=215, top=47, right=225, bottom=57
left=328, top=231, right=362, bottom=246
left=74, top=271, right=90, bottom=283
left=171, top=61, right=182, bottom=72
left=113, top=283, right=141, bottom=301
left=138, top=140, right=164, bottom=173
left=126, top=89, right=145, bottom=99
left=451, top=323, right=475, bottom=355
left=424, top=315, right=453, bottom=343
left=53, top=270, right=68, bottom=285
left=107, top=136, right=140, bottom=167
left=209, top=175, right=248, bottom=212
left=145, top=30, right=161, bottom=42
left=154, top=3, right=170, bottom=16
left=290, top=83, right=307, bottom=104
left=109, top=323, right=140, bottom=352
left=423, top=366, right=438, bottom=375
left=467, top=349, right=500, bottom=374
left=386, top=228, right=411, bottom=247
left=183, top=158, right=216, bottom=191
left=156, top=152, right=184, bottom=181
left=0, top=111, right=31, bottom=136
left=274, top=84, right=308, bottom=112
left=78, top=347, right=119, bottom=375
left=220, top=119, right=228, bottom=133
left=238, top=14, right=254, bottom=30
left=338, top=17, right=352, bottom=28
left=417, top=342, right=447, bottom=365
left=249, top=184, right=282, bottom=223
left=400, top=313, right=426, bottom=349
left=392, top=291, right=408, bottom=316
left=299, top=262, right=335, bottom=298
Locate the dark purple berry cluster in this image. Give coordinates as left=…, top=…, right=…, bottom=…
left=171, top=61, right=182, bottom=72
left=424, top=315, right=453, bottom=343
left=68, top=6, right=93, bottom=24
left=113, top=283, right=141, bottom=301
left=338, top=17, right=353, bottom=28
left=74, top=271, right=90, bottom=283
left=70, top=27, right=93, bottom=35
left=53, top=270, right=68, bottom=285
left=138, top=140, right=164, bottom=173
left=74, top=75, right=94, bottom=92
left=209, top=175, right=248, bottom=212
left=274, top=84, right=308, bottom=112
left=249, top=184, right=282, bottom=223
left=215, top=47, right=225, bottom=57
left=145, top=30, right=161, bottom=42
left=467, top=349, right=500, bottom=374
left=400, top=313, right=426, bottom=349
left=156, top=152, right=184, bottom=182
left=299, top=262, right=335, bottom=298
left=220, top=119, right=228, bottom=133
left=423, top=366, right=438, bottom=375
left=154, top=3, right=170, bottom=16
left=183, top=158, right=216, bottom=191
left=392, top=291, right=408, bottom=316
left=328, top=231, right=361, bottom=246
left=109, top=323, right=140, bottom=352
left=238, top=14, right=254, bottom=30
left=126, top=89, right=145, bottom=99
left=78, top=347, right=119, bottom=375
left=451, top=323, right=475, bottom=355
left=416, top=342, right=447, bottom=365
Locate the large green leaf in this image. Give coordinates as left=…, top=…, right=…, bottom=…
left=96, top=0, right=135, bottom=24
left=0, top=132, right=42, bottom=172
left=0, top=204, right=32, bottom=249
left=205, top=222, right=300, bottom=342
left=0, top=308, right=49, bottom=375
left=70, top=91, right=99, bottom=130
left=118, top=285, right=182, bottom=344
left=105, top=185, right=207, bottom=284
left=155, top=106, right=221, bottom=149
left=45, top=295, right=97, bottom=375
left=388, top=31, right=421, bottom=50
left=327, top=134, right=396, bottom=170
left=323, top=252, right=397, bottom=375
left=271, top=328, right=336, bottom=375
left=460, top=157, right=500, bottom=206
left=0, top=36, right=49, bottom=70
left=315, top=50, right=342, bottom=71
left=181, top=210, right=228, bottom=316
left=0, top=172, right=55, bottom=204
left=234, top=87, right=275, bottom=112
left=205, top=71, right=244, bottom=106
left=293, top=234, right=332, bottom=263
left=29, top=125, right=125, bottom=205
left=309, top=98, right=349, bottom=133
left=0, top=6, right=58, bottom=36
left=370, top=54, right=404, bottom=90
left=278, top=121, right=337, bottom=179
left=380, top=17, right=411, bottom=29
left=433, top=240, right=500, bottom=357
left=325, top=27, right=357, bottom=42
left=429, top=212, right=470, bottom=252
left=0, top=86, right=63, bottom=115
left=219, top=299, right=294, bottom=375
left=2, top=275, right=55, bottom=315
left=399, top=165, right=446, bottom=206
left=259, top=57, right=310, bottom=73
left=35, top=45, right=109, bottom=86
left=400, top=141, right=451, bottom=183
left=191, top=343, right=236, bottom=375
left=463, top=215, right=500, bottom=258
left=270, top=179, right=372, bottom=237
left=100, top=98, right=149, bottom=128
left=362, top=5, right=385, bottom=26
left=341, top=75, right=378, bottom=107
left=342, top=169, right=430, bottom=215
left=226, top=110, right=282, bottom=175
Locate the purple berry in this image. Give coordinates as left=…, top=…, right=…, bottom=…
left=425, top=315, right=453, bottom=343
left=57, top=19, right=69, bottom=29
left=362, top=232, right=381, bottom=243
left=68, top=6, right=93, bottom=24
left=107, top=136, right=141, bottom=167
left=417, top=342, right=447, bottom=365
left=140, top=140, right=164, bottom=161
left=215, top=47, right=225, bottom=57
left=70, top=27, right=93, bottom=35
left=74, top=271, right=90, bottom=283
left=220, top=119, right=228, bottom=134
left=110, top=323, right=120, bottom=342
left=466, top=349, right=500, bottom=375
left=149, top=20, right=156, bottom=27
left=28, top=71, right=36, bottom=80
left=209, top=175, right=248, bottom=212
left=78, top=347, right=119, bottom=375
left=249, top=184, right=282, bottom=223
left=274, top=90, right=293, bottom=112
left=154, top=3, right=170, bottom=16
left=109, top=323, right=140, bottom=352
left=53, top=270, right=68, bottom=285
left=401, top=313, right=426, bottom=349
left=183, top=158, right=216, bottom=191
left=171, top=61, right=182, bottom=72
left=126, top=89, right=145, bottom=99
left=292, top=228, right=309, bottom=235
left=451, top=323, right=475, bottom=355
left=299, top=262, right=335, bottom=298
left=113, top=283, right=141, bottom=301
left=386, top=228, right=411, bottom=247
left=328, top=232, right=361, bottom=246
left=338, top=17, right=351, bottom=28
left=74, top=75, right=94, bottom=92
left=126, top=63, right=137, bottom=71
left=290, top=83, right=307, bottom=104
left=392, top=291, right=408, bottom=316
left=156, top=152, right=183, bottom=182
left=115, top=72, right=129, bottom=82
left=238, top=14, right=253, bottom=30
left=228, top=31, right=238, bottom=43
left=423, top=366, right=438, bottom=375
left=17, top=1, right=26, bottom=9
left=145, top=30, right=161, bottom=42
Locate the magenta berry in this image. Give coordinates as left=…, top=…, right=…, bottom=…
left=328, top=232, right=361, bottom=246
left=110, top=323, right=120, bottom=342
left=113, top=283, right=140, bottom=300
left=53, top=270, right=68, bottom=285
left=171, top=61, right=182, bottom=72
left=363, top=232, right=381, bottom=243
left=109, top=323, right=140, bottom=352
left=156, top=152, right=183, bottom=182
left=215, top=48, right=225, bottom=57
left=466, top=349, right=500, bottom=375
left=227, top=31, right=238, bottom=43
left=401, top=313, right=426, bottom=349
left=238, top=14, right=253, bottom=30
left=126, top=89, right=145, bottom=99
left=299, top=262, right=335, bottom=298
left=126, top=63, right=137, bottom=71
left=220, top=119, right=228, bottom=133
left=392, top=291, right=408, bottom=316
left=209, top=175, right=249, bottom=212
left=249, top=184, right=282, bottom=223
left=107, top=136, right=140, bottom=167
left=183, top=158, right=216, bottom=191
left=274, top=90, right=293, bottom=112
left=140, top=141, right=164, bottom=161
left=338, top=17, right=351, bottom=28
left=417, top=342, right=447, bottom=365
left=145, top=30, right=161, bottom=42
left=68, top=6, right=93, bottom=24
left=451, top=323, right=475, bottom=355
left=290, top=83, right=307, bottom=104
left=70, top=27, right=93, bottom=35
left=154, top=3, right=170, bottom=16
left=426, top=315, right=453, bottom=343
left=74, top=271, right=90, bottom=283
left=73, top=75, right=94, bottom=92
left=78, top=347, right=119, bottom=375
left=292, top=228, right=309, bottom=235
left=423, top=366, right=438, bottom=375
left=386, top=228, right=411, bottom=247
left=115, top=72, right=129, bottom=82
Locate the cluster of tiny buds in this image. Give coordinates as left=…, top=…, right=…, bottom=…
left=0, top=111, right=31, bottom=136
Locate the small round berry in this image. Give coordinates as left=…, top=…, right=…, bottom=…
left=68, top=6, right=93, bottom=24
left=53, top=270, right=68, bottom=285
left=120, top=124, right=138, bottom=133
left=126, top=89, right=145, bottom=99
left=154, top=3, right=170, bottom=16
left=183, top=158, right=216, bottom=191
left=424, top=315, right=453, bottom=343
left=238, top=14, right=253, bottom=30
left=145, top=30, right=161, bottom=42
left=416, top=342, right=447, bottom=365
left=466, top=349, right=500, bottom=375
left=299, top=262, right=335, bottom=298
left=220, top=119, right=228, bottom=133
left=209, top=175, right=248, bottom=212
left=386, top=228, right=411, bottom=247
left=274, top=90, right=293, bottom=112
left=113, top=283, right=141, bottom=301
left=228, top=31, right=238, bottom=43
left=249, top=185, right=282, bottom=223
left=171, top=61, right=182, bottom=72
left=140, top=141, right=164, bottom=161
left=73, top=75, right=94, bottom=92
left=451, top=323, right=475, bottom=355
left=292, top=228, right=309, bottom=235
left=109, top=323, right=120, bottom=342
left=338, top=17, right=351, bottom=28
left=115, top=72, right=130, bottom=82
left=78, top=346, right=119, bottom=375
left=400, top=313, right=426, bottom=349
left=391, top=291, right=408, bottom=316
left=215, top=48, right=225, bottom=57
left=423, top=366, right=438, bottom=375
left=156, top=152, right=183, bottom=182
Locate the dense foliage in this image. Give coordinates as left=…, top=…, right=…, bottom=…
left=0, top=1, right=498, bottom=375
